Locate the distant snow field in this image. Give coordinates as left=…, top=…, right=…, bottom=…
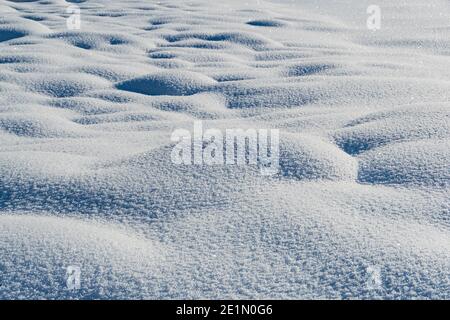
left=0, top=0, right=449, bottom=299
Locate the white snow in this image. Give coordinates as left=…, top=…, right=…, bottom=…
left=0, top=0, right=449, bottom=299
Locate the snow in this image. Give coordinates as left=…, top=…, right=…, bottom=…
left=0, top=0, right=449, bottom=299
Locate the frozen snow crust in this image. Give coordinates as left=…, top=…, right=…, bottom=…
left=0, top=0, right=449, bottom=299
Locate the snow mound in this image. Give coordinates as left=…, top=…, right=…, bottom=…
left=358, top=139, right=450, bottom=187
left=164, top=31, right=282, bottom=50
left=116, top=71, right=217, bottom=96
left=26, top=74, right=111, bottom=98
left=0, top=214, right=164, bottom=299
left=335, top=104, right=450, bottom=155
left=48, top=31, right=154, bottom=52
left=0, top=113, right=89, bottom=138
left=0, top=16, right=50, bottom=42
left=279, top=134, right=358, bottom=181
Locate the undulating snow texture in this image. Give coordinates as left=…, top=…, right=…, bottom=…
left=0, top=0, right=449, bottom=299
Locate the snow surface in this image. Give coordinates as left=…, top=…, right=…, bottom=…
left=0, top=0, right=449, bottom=299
